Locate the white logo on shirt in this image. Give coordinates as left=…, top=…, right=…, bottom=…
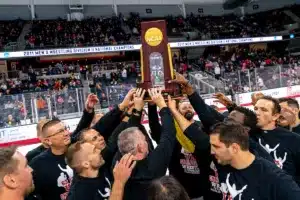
left=180, top=148, right=200, bottom=174
left=209, top=161, right=221, bottom=193
left=274, top=150, right=287, bottom=169
left=98, top=177, right=111, bottom=199
left=221, top=173, right=253, bottom=200
left=258, top=139, right=288, bottom=169
left=57, top=164, right=73, bottom=200
left=259, top=139, right=279, bottom=154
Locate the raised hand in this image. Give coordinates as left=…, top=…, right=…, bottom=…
left=148, top=88, right=167, bottom=109
left=113, top=153, right=136, bottom=186
left=213, top=92, right=233, bottom=107
left=119, top=88, right=136, bottom=111
left=167, top=95, right=177, bottom=111
left=85, top=93, right=99, bottom=113
left=169, top=72, right=189, bottom=85
left=133, top=88, right=146, bottom=111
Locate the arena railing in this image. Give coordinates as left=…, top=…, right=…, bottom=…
left=222, top=64, right=300, bottom=93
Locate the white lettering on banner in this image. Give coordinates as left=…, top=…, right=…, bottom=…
left=237, top=86, right=293, bottom=105
left=0, top=36, right=283, bottom=59
left=0, top=118, right=81, bottom=145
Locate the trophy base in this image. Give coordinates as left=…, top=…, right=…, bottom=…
left=137, top=82, right=183, bottom=101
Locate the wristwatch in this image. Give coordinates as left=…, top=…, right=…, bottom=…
left=132, top=108, right=142, bottom=116
left=124, top=112, right=132, bottom=118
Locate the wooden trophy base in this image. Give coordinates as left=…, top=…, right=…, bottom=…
left=137, top=82, right=183, bottom=102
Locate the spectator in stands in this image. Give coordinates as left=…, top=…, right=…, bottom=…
left=0, top=146, right=34, bottom=200
left=6, top=114, right=16, bottom=127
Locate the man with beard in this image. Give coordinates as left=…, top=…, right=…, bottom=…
left=254, top=96, right=300, bottom=185
left=185, top=121, right=300, bottom=200
left=148, top=99, right=205, bottom=200
left=0, top=146, right=34, bottom=200
left=66, top=141, right=136, bottom=200
left=29, top=90, right=135, bottom=200
left=278, top=97, right=300, bottom=134
left=169, top=73, right=272, bottom=162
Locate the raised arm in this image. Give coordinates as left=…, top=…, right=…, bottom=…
left=148, top=103, right=162, bottom=143
left=92, top=89, right=136, bottom=141
left=71, top=93, right=98, bottom=143
left=170, top=72, right=225, bottom=131
left=147, top=89, right=176, bottom=176
left=168, top=100, right=210, bottom=156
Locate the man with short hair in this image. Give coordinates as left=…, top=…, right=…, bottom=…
left=185, top=121, right=300, bottom=199
left=117, top=88, right=177, bottom=200
left=25, top=119, right=49, bottom=162
left=26, top=93, right=99, bottom=162
left=148, top=98, right=205, bottom=200
left=0, top=146, right=34, bottom=200
left=29, top=91, right=135, bottom=200
left=66, top=88, right=146, bottom=200
left=278, top=97, right=300, bottom=133
left=254, top=96, right=300, bottom=184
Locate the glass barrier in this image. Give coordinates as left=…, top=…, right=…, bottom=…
left=0, top=88, right=86, bottom=128
left=221, top=64, right=300, bottom=93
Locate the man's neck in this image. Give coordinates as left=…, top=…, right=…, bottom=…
left=79, top=169, right=99, bottom=178
left=0, top=190, right=23, bottom=200
left=230, top=151, right=255, bottom=170
left=51, top=146, right=67, bottom=156
left=261, top=123, right=276, bottom=131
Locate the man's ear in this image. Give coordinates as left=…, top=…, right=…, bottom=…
left=272, top=113, right=280, bottom=122
left=3, top=174, right=18, bottom=189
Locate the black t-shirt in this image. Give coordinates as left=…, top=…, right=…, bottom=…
left=253, top=127, right=300, bottom=185
left=292, top=124, right=300, bottom=134
left=208, top=157, right=300, bottom=200
left=29, top=149, right=73, bottom=200
left=67, top=166, right=112, bottom=200
left=168, top=143, right=210, bottom=199
left=26, top=145, right=47, bottom=162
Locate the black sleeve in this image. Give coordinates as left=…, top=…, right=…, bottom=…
left=147, top=107, right=176, bottom=176
left=148, top=104, right=162, bottom=143
left=226, top=103, right=237, bottom=113
left=127, top=113, right=142, bottom=127
left=92, top=105, right=123, bottom=141
left=270, top=169, right=300, bottom=200
left=183, top=122, right=210, bottom=156
left=71, top=109, right=95, bottom=143
left=29, top=159, right=44, bottom=197
left=188, top=92, right=225, bottom=131
left=101, top=121, right=128, bottom=163
left=26, top=149, right=39, bottom=163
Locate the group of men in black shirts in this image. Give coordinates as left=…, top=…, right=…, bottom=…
left=1, top=72, right=300, bottom=200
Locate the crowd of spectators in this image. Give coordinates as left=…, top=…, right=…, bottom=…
left=195, top=46, right=300, bottom=93
left=25, top=17, right=130, bottom=49
left=18, top=5, right=298, bottom=49
left=0, top=19, right=24, bottom=50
